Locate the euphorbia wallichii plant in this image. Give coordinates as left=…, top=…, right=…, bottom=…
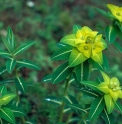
left=0, top=27, right=40, bottom=123
left=0, top=3, right=122, bottom=124
left=43, top=3, right=122, bottom=124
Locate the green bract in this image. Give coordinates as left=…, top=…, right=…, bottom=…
left=61, top=26, right=107, bottom=67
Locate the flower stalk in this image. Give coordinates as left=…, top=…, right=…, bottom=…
left=66, top=63, right=84, bottom=124
left=59, top=75, right=70, bottom=122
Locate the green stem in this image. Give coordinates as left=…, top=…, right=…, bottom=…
left=59, top=101, right=65, bottom=122
left=66, top=63, right=84, bottom=124
left=16, top=88, right=20, bottom=104
left=66, top=92, right=83, bottom=124
left=59, top=76, right=70, bottom=122
left=21, top=117, right=26, bottom=124
left=15, top=69, right=26, bottom=124
left=66, top=112, right=72, bottom=124
left=16, top=87, right=26, bottom=124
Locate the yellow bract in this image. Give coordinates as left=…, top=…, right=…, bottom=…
left=107, top=4, right=122, bottom=22
left=60, top=26, right=107, bottom=66
left=97, top=72, right=122, bottom=114
left=75, top=27, right=107, bottom=64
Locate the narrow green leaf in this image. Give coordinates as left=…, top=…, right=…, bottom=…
left=45, top=96, right=62, bottom=105
left=74, top=61, right=89, bottom=82
left=117, top=27, right=122, bottom=39
left=95, top=7, right=109, bottom=18
left=115, top=101, right=122, bottom=114
left=89, top=97, right=105, bottom=120
left=1, top=37, right=12, bottom=53
left=0, top=93, right=16, bottom=105
left=0, top=107, right=15, bottom=124
left=101, top=109, right=112, bottom=124
left=17, top=59, right=40, bottom=70
left=102, top=54, right=109, bottom=71
left=115, top=21, right=122, bottom=32
left=73, top=25, right=81, bottom=34
left=52, top=62, right=73, bottom=84
left=9, top=105, right=26, bottom=117
left=68, top=104, right=87, bottom=113
left=57, top=42, right=67, bottom=48
left=0, top=79, right=14, bottom=85
left=69, top=48, right=87, bottom=67
left=74, top=64, right=83, bottom=82
left=6, top=59, right=16, bottom=74
left=42, top=74, right=52, bottom=83
left=0, top=50, right=12, bottom=59
left=83, top=60, right=89, bottom=80
left=81, top=81, right=101, bottom=93
left=90, top=59, right=104, bottom=71
left=79, top=88, right=99, bottom=98
left=107, top=12, right=116, bottom=19
left=72, top=72, right=82, bottom=87
left=69, top=78, right=75, bottom=84
left=14, top=77, right=27, bottom=94
left=0, top=86, right=7, bottom=96
left=64, top=95, right=78, bottom=104
left=113, top=41, right=122, bottom=52
left=63, top=96, right=79, bottom=115
left=14, top=41, right=35, bottom=56
left=105, top=25, right=117, bottom=43
left=0, top=67, right=7, bottom=75
left=51, top=47, right=72, bottom=60
left=6, top=27, right=15, bottom=51
left=81, top=81, right=98, bottom=87
left=63, top=107, right=71, bottom=113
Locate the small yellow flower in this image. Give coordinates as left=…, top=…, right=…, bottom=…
left=61, top=26, right=107, bottom=66
left=77, top=34, right=106, bottom=64
left=97, top=71, right=122, bottom=114
left=75, top=26, right=98, bottom=44
left=107, top=4, right=122, bottom=22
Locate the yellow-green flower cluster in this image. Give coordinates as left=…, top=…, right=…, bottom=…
left=97, top=72, right=122, bottom=114
left=107, top=4, right=122, bottom=22
left=61, top=26, right=107, bottom=66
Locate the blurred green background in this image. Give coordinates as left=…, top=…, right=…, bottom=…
left=0, top=0, right=122, bottom=124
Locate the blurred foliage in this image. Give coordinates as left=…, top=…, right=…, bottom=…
left=0, top=0, right=122, bottom=123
